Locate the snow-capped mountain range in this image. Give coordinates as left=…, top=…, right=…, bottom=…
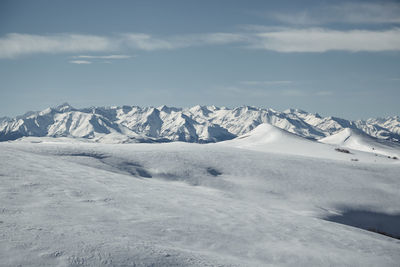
left=1, top=103, right=399, bottom=144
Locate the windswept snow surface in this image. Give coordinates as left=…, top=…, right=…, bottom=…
left=0, top=125, right=400, bottom=266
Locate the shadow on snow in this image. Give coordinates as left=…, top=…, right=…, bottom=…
left=325, top=209, right=400, bottom=240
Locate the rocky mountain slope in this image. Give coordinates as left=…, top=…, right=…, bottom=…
left=1, top=103, right=399, bottom=143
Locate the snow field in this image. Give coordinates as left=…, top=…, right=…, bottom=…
left=1, top=132, right=400, bottom=266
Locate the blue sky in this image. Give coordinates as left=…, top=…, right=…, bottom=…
left=0, top=0, right=399, bottom=119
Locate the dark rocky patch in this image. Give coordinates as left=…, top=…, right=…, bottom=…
left=206, top=167, right=222, bottom=176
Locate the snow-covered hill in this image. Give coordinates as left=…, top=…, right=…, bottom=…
left=221, top=123, right=399, bottom=161
left=1, top=130, right=399, bottom=266
left=319, top=128, right=400, bottom=158
left=1, top=103, right=399, bottom=144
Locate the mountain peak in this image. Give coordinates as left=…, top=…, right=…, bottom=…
left=157, top=105, right=180, bottom=113
left=0, top=105, right=399, bottom=144
left=55, top=102, right=74, bottom=112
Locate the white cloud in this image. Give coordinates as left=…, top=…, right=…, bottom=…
left=121, top=28, right=400, bottom=53
left=250, top=28, right=400, bottom=52
left=122, top=33, right=245, bottom=50
left=122, top=33, right=176, bottom=50
left=269, top=2, right=400, bottom=25
left=1, top=28, right=400, bottom=59
left=69, top=60, right=91, bottom=64
left=177, top=33, right=246, bottom=46
left=73, top=54, right=133, bottom=59
left=0, top=32, right=244, bottom=58
left=0, top=33, right=114, bottom=58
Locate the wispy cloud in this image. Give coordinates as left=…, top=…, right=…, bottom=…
left=281, top=89, right=333, bottom=97
left=250, top=28, right=400, bottom=52
left=0, top=32, right=244, bottom=58
left=268, top=2, right=400, bottom=25
left=69, top=60, right=91, bottom=64
left=73, top=54, right=133, bottom=59
left=241, top=80, right=293, bottom=86
left=0, top=33, right=114, bottom=58
left=1, top=27, right=400, bottom=59
left=121, top=28, right=400, bottom=53
left=122, top=33, right=245, bottom=51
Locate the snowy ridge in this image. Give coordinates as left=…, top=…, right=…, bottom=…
left=221, top=123, right=399, bottom=161
left=319, top=128, right=400, bottom=158
left=0, top=103, right=399, bottom=144
left=221, top=123, right=333, bottom=158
